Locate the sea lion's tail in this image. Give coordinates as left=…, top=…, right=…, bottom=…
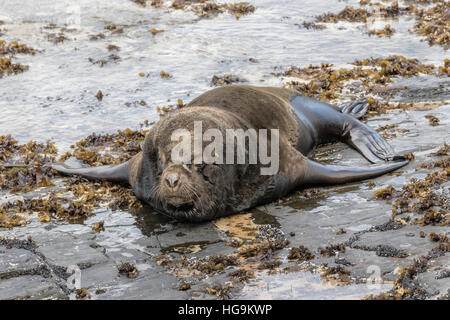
left=302, top=159, right=408, bottom=185
left=52, top=161, right=130, bottom=184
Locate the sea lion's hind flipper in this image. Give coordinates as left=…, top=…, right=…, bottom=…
left=301, top=159, right=408, bottom=186
left=340, top=100, right=368, bottom=119
left=345, top=122, right=404, bottom=163
left=52, top=161, right=130, bottom=184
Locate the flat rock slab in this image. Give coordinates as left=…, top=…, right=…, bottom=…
left=33, top=232, right=109, bottom=268
left=0, top=247, right=42, bottom=279
left=0, top=275, right=66, bottom=300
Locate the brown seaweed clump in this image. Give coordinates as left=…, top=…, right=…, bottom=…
left=211, top=74, right=247, bottom=86
left=0, top=135, right=58, bottom=193
left=301, top=21, right=327, bottom=30
left=66, top=178, right=142, bottom=212
left=160, top=70, right=172, bottom=79
left=47, top=32, right=69, bottom=44
left=178, top=281, right=191, bottom=291
left=155, top=225, right=290, bottom=298
left=280, top=55, right=435, bottom=114
left=368, top=24, right=395, bottom=37
left=129, top=0, right=255, bottom=19
left=320, top=265, right=351, bottom=285
left=95, top=90, right=103, bottom=102
left=92, top=220, right=105, bottom=233
left=414, top=1, right=450, bottom=50
left=367, top=265, right=425, bottom=299
left=155, top=254, right=238, bottom=278
left=204, top=283, right=235, bottom=299
left=315, top=6, right=370, bottom=23
left=352, top=55, right=435, bottom=80
left=287, top=245, right=315, bottom=261
left=318, top=244, right=346, bottom=257
left=0, top=40, right=35, bottom=56
left=75, top=288, right=91, bottom=300
left=130, top=0, right=151, bottom=6
left=150, top=28, right=164, bottom=36
left=60, top=129, right=147, bottom=166
left=374, top=186, right=397, bottom=200
left=227, top=2, right=256, bottom=19
left=389, top=161, right=449, bottom=226
left=0, top=134, right=19, bottom=162
left=430, top=143, right=449, bottom=156
left=117, top=262, right=139, bottom=278
left=438, top=58, right=449, bottom=76
left=428, top=231, right=447, bottom=242
left=420, top=157, right=450, bottom=169
left=0, top=195, right=94, bottom=222
left=106, top=44, right=120, bottom=51
left=373, top=145, right=449, bottom=228
left=89, top=33, right=106, bottom=41
left=0, top=40, right=35, bottom=78
left=88, top=54, right=120, bottom=67
left=0, top=212, right=26, bottom=228
left=171, top=1, right=255, bottom=19
left=229, top=268, right=255, bottom=282
left=0, top=175, right=141, bottom=227
left=425, top=114, right=440, bottom=126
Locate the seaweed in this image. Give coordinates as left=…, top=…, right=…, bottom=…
left=0, top=136, right=57, bottom=193
left=287, top=245, right=315, bottom=261
left=133, top=1, right=255, bottom=20
left=368, top=24, right=396, bottom=37
left=278, top=55, right=436, bottom=113
left=320, top=265, right=351, bottom=285
left=75, top=288, right=91, bottom=300
left=0, top=40, right=35, bottom=78
left=117, top=262, right=139, bottom=278
left=315, top=6, right=370, bottom=23
left=318, top=244, right=346, bottom=257
left=211, top=74, right=247, bottom=86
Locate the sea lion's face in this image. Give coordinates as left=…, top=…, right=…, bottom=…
left=141, top=108, right=245, bottom=221
left=149, top=155, right=234, bottom=222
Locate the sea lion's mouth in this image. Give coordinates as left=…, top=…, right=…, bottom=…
left=165, top=197, right=195, bottom=212
left=166, top=202, right=195, bottom=212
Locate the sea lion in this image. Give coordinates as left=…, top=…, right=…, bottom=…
left=53, top=85, right=408, bottom=222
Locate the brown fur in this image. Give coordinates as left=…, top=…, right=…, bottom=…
left=127, top=85, right=307, bottom=221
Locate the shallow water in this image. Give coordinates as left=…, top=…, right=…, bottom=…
left=235, top=271, right=392, bottom=300
left=0, top=0, right=447, bottom=150
left=0, top=0, right=449, bottom=300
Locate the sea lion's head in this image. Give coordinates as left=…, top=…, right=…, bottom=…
left=139, top=107, right=246, bottom=222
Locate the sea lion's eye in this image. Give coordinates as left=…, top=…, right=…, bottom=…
left=156, top=157, right=164, bottom=175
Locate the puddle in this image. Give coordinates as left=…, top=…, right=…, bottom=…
left=235, top=271, right=392, bottom=300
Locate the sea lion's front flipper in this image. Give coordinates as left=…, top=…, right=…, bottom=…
left=344, top=121, right=404, bottom=163
left=301, top=158, right=408, bottom=186
left=52, top=161, right=130, bottom=184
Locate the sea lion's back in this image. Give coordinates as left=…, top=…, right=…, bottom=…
left=187, top=85, right=300, bottom=144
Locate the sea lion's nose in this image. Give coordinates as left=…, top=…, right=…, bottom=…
left=165, top=173, right=180, bottom=188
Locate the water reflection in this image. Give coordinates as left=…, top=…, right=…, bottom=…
left=131, top=205, right=176, bottom=236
